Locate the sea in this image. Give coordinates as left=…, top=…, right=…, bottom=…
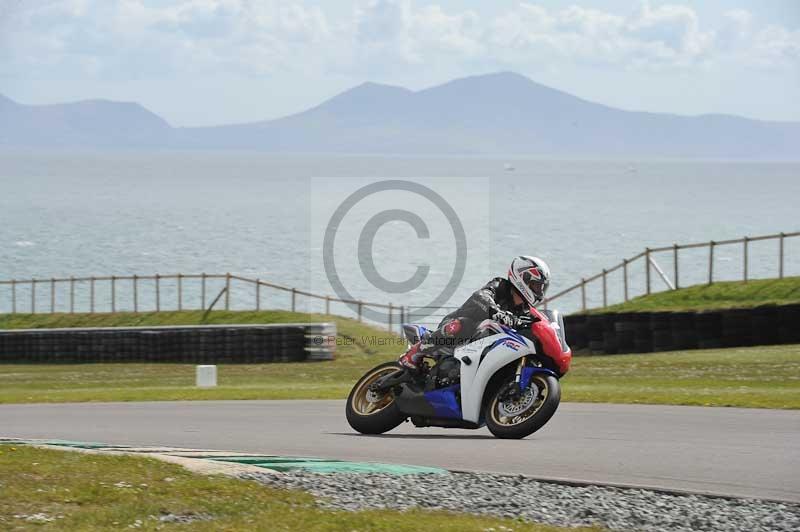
left=1, top=151, right=798, bottom=323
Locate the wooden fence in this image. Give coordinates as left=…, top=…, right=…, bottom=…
left=0, top=273, right=409, bottom=333
left=541, top=231, right=800, bottom=312
left=404, top=230, right=800, bottom=324
left=2, top=230, right=797, bottom=330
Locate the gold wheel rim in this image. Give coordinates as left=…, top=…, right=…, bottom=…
left=351, top=367, right=399, bottom=416
left=490, top=374, right=549, bottom=427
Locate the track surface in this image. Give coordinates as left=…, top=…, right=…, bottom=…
left=2, top=401, right=798, bottom=502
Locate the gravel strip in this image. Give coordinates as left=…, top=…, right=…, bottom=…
left=240, top=470, right=800, bottom=531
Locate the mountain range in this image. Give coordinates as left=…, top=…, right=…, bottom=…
left=2, top=72, right=798, bottom=159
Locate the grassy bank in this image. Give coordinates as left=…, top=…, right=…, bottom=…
left=594, top=276, right=800, bottom=313
left=0, top=445, right=584, bottom=532
left=1, top=310, right=798, bottom=408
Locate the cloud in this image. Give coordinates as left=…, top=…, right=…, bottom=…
left=1, top=0, right=797, bottom=83
left=355, top=0, right=483, bottom=65
left=0, top=0, right=336, bottom=79
left=490, top=2, right=714, bottom=69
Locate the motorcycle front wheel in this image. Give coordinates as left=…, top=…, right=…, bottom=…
left=345, top=362, right=406, bottom=435
left=485, top=373, right=561, bottom=439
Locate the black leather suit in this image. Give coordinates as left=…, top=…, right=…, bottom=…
left=422, top=277, right=528, bottom=353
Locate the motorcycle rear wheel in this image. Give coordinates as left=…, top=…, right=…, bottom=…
left=346, top=362, right=406, bottom=435
left=485, top=374, right=561, bottom=439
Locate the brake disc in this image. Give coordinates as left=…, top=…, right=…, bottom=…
left=498, top=381, right=539, bottom=417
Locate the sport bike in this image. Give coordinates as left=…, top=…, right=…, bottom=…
left=346, top=307, right=571, bottom=439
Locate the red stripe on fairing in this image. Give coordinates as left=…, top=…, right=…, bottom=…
left=529, top=307, right=572, bottom=374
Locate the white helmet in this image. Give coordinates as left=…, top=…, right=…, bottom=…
left=508, top=256, right=551, bottom=306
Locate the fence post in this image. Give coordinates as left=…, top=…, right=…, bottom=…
left=358, top=301, right=363, bottom=322
left=325, top=295, right=330, bottom=315
left=111, top=276, right=116, bottom=312
left=580, top=279, right=586, bottom=311
left=645, top=248, right=652, bottom=295
left=177, top=273, right=183, bottom=311
left=50, top=278, right=55, bottom=313
left=602, top=269, right=607, bottom=308
left=388, top=303, right=393, bottom=331
left=623, top=259, right=629, bottom=301
left=90, top=277, right=95, bottom=313
left=779, top=232, right=785, bottom=278
left=291, top=288, right=296, bottom=312
left=256, top=279, right=261, bottom=311
left=69, top=277, right=75, bottom=314
left=155, top=274, right=161, bottom=312
left=743, top=236, right=749, bottom=282
left=225, top=273, right=231, bottom=311
left=708, top=241, right=715, bottom=285
left=673, top=244, right=679, bottom=289
left=201, top=273, right=206, bottom=310
left=400, top=305, right=405, bottom=325
left=133, top=275, right=138, bottom=313
left=11, top=279, right=16, bottom=314
left=31, top=280, right=36, bottom=313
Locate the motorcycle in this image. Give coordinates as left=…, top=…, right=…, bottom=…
left=346, top=307, right=571, bottom=439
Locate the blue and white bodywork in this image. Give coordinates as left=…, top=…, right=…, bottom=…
left=454, top=320, right=551, bottom=423
left=349, top=312, right=568, bottom=439
left=399, top=318, right=558, bottom=425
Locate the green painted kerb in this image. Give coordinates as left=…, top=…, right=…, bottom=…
left=0, top=440, right=446, bottom=475
left=193, top=455, right=446, bottom=475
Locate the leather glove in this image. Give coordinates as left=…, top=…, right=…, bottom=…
left=513, top=313, right=534, bottom=329
left=492, top=311, right=515, bottom=327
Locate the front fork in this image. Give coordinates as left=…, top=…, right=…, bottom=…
left=514, top=356, right=527, bottom=387
left=498, top=356, right=528, bottom=401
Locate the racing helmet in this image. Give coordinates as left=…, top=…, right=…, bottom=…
left=508, top=256, right=551, bottom=306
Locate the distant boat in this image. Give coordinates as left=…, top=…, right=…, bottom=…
left=504, top=163, right=515, bottom=171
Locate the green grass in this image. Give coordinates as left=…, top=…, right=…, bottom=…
left=566, top=344, right=800, bottom=409
left=0, top=445, right=589, bottom=532
left=595, top=276, right=800, bottom=313
left=0, top=346, right=797, bottom=408
left=1, top=310, right=798, bottom=409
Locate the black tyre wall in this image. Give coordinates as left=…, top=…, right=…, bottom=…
left=563, top=302, right=799, bottom=355
left=0, top=325, right=317, bottom=363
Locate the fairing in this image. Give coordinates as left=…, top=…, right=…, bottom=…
left=397, top=308, right=569, bottom=424
left=454, top=326, right=536, bottom=423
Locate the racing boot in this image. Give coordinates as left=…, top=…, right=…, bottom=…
left=398, top=341, right=424, bottom=372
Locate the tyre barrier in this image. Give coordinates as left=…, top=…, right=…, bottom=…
left=670, top=312, right=696, bottom=350
left=0, top=323, right=336, bottom=363
left=563, top=303, right=800, bottom=355
left=586, top=315, right=605, bottom=354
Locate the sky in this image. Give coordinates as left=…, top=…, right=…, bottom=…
left=1, top=0, right=798, bottom=127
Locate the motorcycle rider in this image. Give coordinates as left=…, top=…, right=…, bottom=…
left=399, top=256, right=565, bottom=371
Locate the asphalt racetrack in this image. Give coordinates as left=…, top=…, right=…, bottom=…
left=2, top=400, right=798, bottom=502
